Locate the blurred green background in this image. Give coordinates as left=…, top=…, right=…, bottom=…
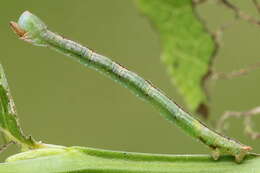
left=0, top=0, right=259, bottom=161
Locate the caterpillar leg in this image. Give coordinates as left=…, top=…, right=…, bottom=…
left=211, top=148, right=220, bottom=160
left=235, top=152, right=247, bottom=163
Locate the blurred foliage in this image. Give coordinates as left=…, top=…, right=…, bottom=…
left=137, top=0, right=216, bottom=117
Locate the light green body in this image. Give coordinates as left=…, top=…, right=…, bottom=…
left=9, top=11, right=252, bottom=162
left=1, top=146, right=259, bottom=173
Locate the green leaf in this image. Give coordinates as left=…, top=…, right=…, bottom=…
left=137, top=0, right=216, bottom=116
left=0, top=147, right=259, bottom=173
left=0, top=64, right=38, bottom=150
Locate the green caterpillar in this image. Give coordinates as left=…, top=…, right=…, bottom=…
left=9, top=11, right=252, bottom=163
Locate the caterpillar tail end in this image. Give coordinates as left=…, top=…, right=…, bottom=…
left=211, top=145, right=252, bottom=163
left=234, top=146, right=253, bottom=163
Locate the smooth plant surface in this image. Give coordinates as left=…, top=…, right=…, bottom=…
left=1, top=147, right=260, bottom=173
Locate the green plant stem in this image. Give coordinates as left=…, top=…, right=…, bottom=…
left=0, top=147, right=259, bottom=173
left=10, top=11, right=252, bottom=162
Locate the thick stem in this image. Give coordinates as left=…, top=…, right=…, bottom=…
left=10, top=11, right=252, bottom=162
left=1, top=146, right=259, bottom=173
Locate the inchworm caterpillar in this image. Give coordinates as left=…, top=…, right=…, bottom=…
left=10, top=11, right=252, bottom=162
